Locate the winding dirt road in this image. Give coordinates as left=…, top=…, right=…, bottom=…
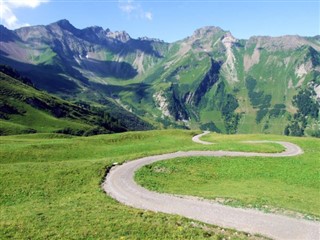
left=103, top=132, right=319, bottom=240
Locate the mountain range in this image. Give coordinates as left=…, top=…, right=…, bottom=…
left=0, top=19, right=319, bottom=136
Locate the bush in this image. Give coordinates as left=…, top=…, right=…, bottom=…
left=284, top=126, right=290, bottom=136
left=293, top=89, right=319, bottom=119
left=83, top=127, right=110, bottom=136
left=310, top=129, right=320, bottom=138
left=21, top=128, right=37, bottom=134
left=245, top=76, right=272, bottom=123
left=285, top=87, right=320, bottom=137
left=55, top=127, right=85, bottom=136
left=270, top=104, right=286, bottom=118
left=200, top=122, right=221, bottom=133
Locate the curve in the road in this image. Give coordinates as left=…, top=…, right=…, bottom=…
left=103, top=132, right=319, bottom=240
left=191, top=131, right=213, bottom=145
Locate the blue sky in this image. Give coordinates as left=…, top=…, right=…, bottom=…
left=1, top=0, right=319, bottom=42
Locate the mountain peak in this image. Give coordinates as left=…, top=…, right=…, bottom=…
left=0, top=25, right=18, bottom=42
left=81, top=25, right=107, bottom=36
left=0, top=24, right=10, bottom=35
left=52, top=19, right=77, bottom=32
left=84, top=25, right=105, bottom=33
left=106, top=30, right=131, bottom=43
left=193, top=26, right=224, bottom=37
left=0, top=24, right=9, bottom=31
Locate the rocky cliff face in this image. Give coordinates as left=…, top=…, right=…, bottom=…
left=1, top=20, right=319, bottom=135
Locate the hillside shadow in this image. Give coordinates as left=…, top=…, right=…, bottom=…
left=127, top=39, right=165, bottom=58
left=80, top=59, right=138, bottom=79
left=0, top=56, right=81, bottom=94
left=91, top=82, right=150, bottom=100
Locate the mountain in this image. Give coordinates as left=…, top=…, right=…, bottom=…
left=0, top=65, right=152, bottom=135
left=0, top=20, right=166, bottom=93
left=0, top=20, right=319, bottom=136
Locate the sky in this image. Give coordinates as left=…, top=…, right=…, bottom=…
left=0, top=0, right=319, bottom=42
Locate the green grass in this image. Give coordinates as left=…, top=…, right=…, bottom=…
left=0, top=72, right=92, bottom=134
left=200, top=133, right=285, bottom=153
left=1, top=130, right=317, bottom=239
left=136, top=133, right=320, bottom=219
left=8, top=102, right=91, bottom=133
left=1, top=70, right=153, bottom=135
left=0, top=120, right=33, bottom=135
left=1, top=130, right=270, bottom=240
left=31, top=47, right=57, bottom=65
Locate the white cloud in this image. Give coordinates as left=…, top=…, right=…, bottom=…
left=118, top=0, right=153, bottom=21
left=145, top=12, right=152, bottom=21
left=0, top=0, right=49, bottom=29
left=119, top=0, right=136, bottom=14
left=9, top=0, right=48, bottom=8
left=0, top=3, right=17, bottom=27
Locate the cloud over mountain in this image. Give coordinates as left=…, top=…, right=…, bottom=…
left=118, top=0, right=153, bottom=21
left=0, top=0, right=49, bottom=29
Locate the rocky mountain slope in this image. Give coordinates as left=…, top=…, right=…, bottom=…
left=0, top=20, right=319, bottom=135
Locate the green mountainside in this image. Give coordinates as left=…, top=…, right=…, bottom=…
left=0, top=66, right=152, bottom=135
left=0, top=20, right=319, bottom=136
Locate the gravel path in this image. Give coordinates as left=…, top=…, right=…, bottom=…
left=191, top=131, right=213, bottom=145
left=103, top=132, right=319, bottom=240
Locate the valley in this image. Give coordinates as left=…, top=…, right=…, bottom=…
left=1, top=20, right=319, bottom=136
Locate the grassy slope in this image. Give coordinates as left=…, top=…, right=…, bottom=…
left=1, top=71, right=148, bottom=135
left=1, top=65, right=155, bottom=136
left=0, top=130, right=275, bottom=240
left=127, top=38, right=319, bottom=134
left=234, top=45, right=316, bottom=135
left=136, top=133, right=320, bottom=218
left=0, top=72, right=93, bottom=134
left=1, top=102, right=90, bottom=134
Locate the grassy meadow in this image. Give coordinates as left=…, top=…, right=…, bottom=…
left=0, top=130, right=283, bottom=240
left=136, top=132, right=320, bottom=219
left=1, top=130, right=318, bottom=239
